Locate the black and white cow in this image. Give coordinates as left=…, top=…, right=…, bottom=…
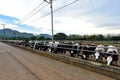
left=57, top=43, right=73, bottom=54
left=48, top=41, right=82, bottom=57
left=106, top=45, right=119, bottom=65
left=81, top=44, right=96, bottom=60
left=69, top=42, right=82, bottom=57
left=94, top=44, right=105, bottom=62
left=32, top=41, right=49, bottom=51
left=48, top=41, right=60, bottom=53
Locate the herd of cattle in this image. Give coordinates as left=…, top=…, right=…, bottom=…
left=5, top=40, right=120, bottom=66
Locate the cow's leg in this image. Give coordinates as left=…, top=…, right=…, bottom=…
left=94, top=52, right=100, bottom=62
left=113, top=55, right=118, bottom=65
left=106, top=56, right=113, bottom=65
left=82, top=54, right=86, bottom=60
left=48, top=48, right=51, bottom=53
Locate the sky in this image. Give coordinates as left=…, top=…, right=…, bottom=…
left=0, top=0, right=120, bottom=36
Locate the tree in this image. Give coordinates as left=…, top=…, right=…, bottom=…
left=104, top=34, right=111, bottom=41
left=110, top=36, right=120, bottom=41
left=30, top=36, right=36, bottom=40
left=95, top=34, right=104, bottom=41
left=67, top=34, right=83, bottom=40
left=88, top=35, right=97, bottom=41
left=54, top=33, right=67, bottom=40
left=38, top=36, right=45, bottom=40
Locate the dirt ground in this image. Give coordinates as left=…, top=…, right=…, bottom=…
left=0, top=42, right=116, bottom=80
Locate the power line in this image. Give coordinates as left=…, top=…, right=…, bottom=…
left=19, top=1, right=44, bottom=23
left=41, top=0, right=79, bottom=18
left=22, top=4, right=48, bottom=22
left=27, top=0, right=79, bottom=24
left=19, top=0, right=58, bottom=24
left=56, top=0, right=79, bottom=12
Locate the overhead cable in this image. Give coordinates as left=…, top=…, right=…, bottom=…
left=19, top=1, right=44, bottom=23
left=28, top=0, right=79, bottom=24
left=19, top=0, right=57, bottom=24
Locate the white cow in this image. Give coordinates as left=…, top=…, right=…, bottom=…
left=94, top=45, right=105, bottom=62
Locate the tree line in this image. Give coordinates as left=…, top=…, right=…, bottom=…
left=53, top=33, right=120, bottom=41
left=4, top=32, right=120, bottom=41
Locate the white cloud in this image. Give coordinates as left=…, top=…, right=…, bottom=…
left=0, top=23, right=18, bottom=31
left=5, top=24, right=19, bottom=30
left=26, top=16, right=52, bottom=33
left=53, top=17, right=103, bottom=34
left=53, top=16, right=120, bottom=35
left=0, top=0, right=42, bottom=19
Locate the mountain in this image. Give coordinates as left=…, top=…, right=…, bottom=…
left=0, top=28, right=52, bottom=39
left=0, top=28, right=34, bottom=38
left=39, top=33, right=52, bottom=38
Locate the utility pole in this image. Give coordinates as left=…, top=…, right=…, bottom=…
left=44, top=0, right=54, bottom=44
left=0, top=24, right=6, bottom=40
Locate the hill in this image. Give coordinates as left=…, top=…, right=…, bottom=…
left=0, top=28, right=51, bottom=38
left=39, top=33, right=52, bottom=38
left=0, top=28, right=33, bottom=38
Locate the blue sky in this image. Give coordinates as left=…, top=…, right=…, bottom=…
left=0, top=14, right=39, bottom=33
left=0, top=0, right=120, bottom=35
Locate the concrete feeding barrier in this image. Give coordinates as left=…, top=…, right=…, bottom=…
left=10, top=44, right=120, bottom=79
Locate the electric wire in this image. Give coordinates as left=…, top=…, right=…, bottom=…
left=42, top=0, right=79, bottom=18
left=19, top=0, right=57, bottom=24
left=23, top=3, right=48, bottom=20
left=19, top=1, right=44, bottom=23
left=27, top=0, right=79, bottom=24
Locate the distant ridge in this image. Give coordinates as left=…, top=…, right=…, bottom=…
left=0, top=28, right=51, bottom=38
left=0, top=28, right=33, bottom=38
left=39, top=33, right=52, bottom=38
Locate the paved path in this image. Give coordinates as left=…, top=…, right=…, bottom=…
left=0, top=42, right=115, bottom=80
